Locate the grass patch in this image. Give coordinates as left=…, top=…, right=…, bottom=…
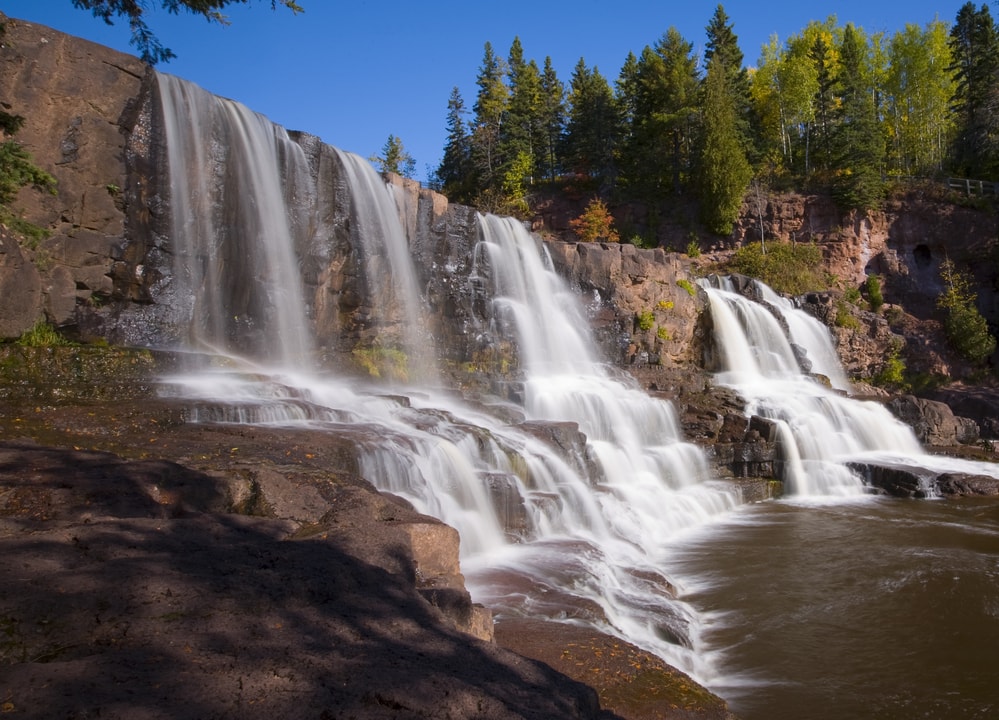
left=15, top=320, right=72, bottom=347
left=726, top=241, right=826, bottom=295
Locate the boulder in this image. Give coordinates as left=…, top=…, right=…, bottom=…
left=887, top=394, right=979, bottom=447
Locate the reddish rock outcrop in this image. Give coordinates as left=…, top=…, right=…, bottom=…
left=0, top=13, right=147, bottom=334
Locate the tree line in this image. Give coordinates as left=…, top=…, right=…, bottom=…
left=430, top=2, right=999, bottom=237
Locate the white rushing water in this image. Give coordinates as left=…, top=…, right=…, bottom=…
left=154, top=73, right=746, bottom=683
left=701, top=276, right=999, bottom=496
left=157, top=73, right=314, bottom=367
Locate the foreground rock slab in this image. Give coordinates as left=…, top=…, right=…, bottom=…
left=0, top=441, right=609, bottom=720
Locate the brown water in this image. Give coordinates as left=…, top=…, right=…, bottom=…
left=666, top=497, right=999, bottom=720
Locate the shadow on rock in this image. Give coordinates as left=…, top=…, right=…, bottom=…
left=0, top=441, right=617, bottom=719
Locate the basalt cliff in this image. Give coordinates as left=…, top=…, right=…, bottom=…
left=2, top=12, right=999, bottom=720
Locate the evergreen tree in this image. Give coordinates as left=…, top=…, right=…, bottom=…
left=435, top=87, right=475, bottom=201
left=561, top=58, right=620, bottom=185
left=938, top=258, right=996, bottom=365
left=830, top=24, right=885, bottom=209
left=809, top=32, right=836, bottom=173
left=948, top=2, right=999, bottom=179
left=538, top=56, right=565, bottom=183
left=370, top=135, right=416, bottom=178
left=704, top=4, right=754, bottom=156
left=471, top=42, right=509, bottom=196
left=697, top=54, right=753, bottom=235
left=502, top=38, right=543, bottom=190
left=617, top=29, right=699, bottom=199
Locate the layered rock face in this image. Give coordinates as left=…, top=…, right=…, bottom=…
left=0, top=14, right=147, bottom=336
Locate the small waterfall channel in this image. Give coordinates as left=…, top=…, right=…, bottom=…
left=701, top=275, right=999, bottom=496
left=151, top=73, right=744, bottom=682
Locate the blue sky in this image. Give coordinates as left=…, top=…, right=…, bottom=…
left=3, top=1, right=974, bottom=181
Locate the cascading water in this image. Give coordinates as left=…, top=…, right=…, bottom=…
left=331, top=148, right=439, bottom=384
left=153, top=73, right=745, bottom=684
left=702, top=275, right=999, bottom=495
left=157, top=73, right=314, bottom=367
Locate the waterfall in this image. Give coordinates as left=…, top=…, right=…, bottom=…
left=331, top=148, right=439, bottom=384
left=156, top=73, right=314, bottom=367
left=153, top=73, right=745, bottom=684
left=702, top=276, right=999, bottom=496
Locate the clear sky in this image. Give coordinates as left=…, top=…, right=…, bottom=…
left=2, top=1, right=975, bottom=181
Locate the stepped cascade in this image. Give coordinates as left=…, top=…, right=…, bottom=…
left=701, top=276, right=999, bottom=495
left=152, top=72, right=745, bottom=681
left=148, top=72, right=999, bottom=694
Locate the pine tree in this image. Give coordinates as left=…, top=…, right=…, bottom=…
left=71, top=0, right=303, bottom=64
left=471, top=42, right=509, bottom=195
left=538, top=56, right=565, bottom=183
left=830, top=24, right=885, bottom=210
left=697, top=58, right=753, bottom=235
left=561, top=58, right=620, bottom=185
left=948, top=2, right=999, bottom=179
left=434, top=87, right=474, bottom=201
left=370, top=135, right=416, bottom=178
left=704, top=4, right=754, bottom=156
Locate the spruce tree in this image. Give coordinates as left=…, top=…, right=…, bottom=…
left=538, top=57, right=565, bottom=183
left=618, top=29, right=699, bottom=200
left=561, top=58, right=620, bottom=185
left=371, top=135, right=416, bottom=179
left=502, top=38, right=543, bottom=191
left=809, top=33, right=836, bottom=173
left=434, top=87, right=475, bottom=201
left=697, top=58, right=753, bottom=235
left=470, top=42, right=509, bottom=196
left=704, top=4, right=754, bottom=156
left=948, top=2, right=999, bottom=179
left=830, top=24, right=884, bottom=210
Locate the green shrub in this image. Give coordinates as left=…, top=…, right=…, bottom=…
left=937, top=259, right=996, bottom=365
left=834, top=300, right=860, bottom=330
left=676, top=278, right=697, bottom=297
left=873, top=350, right=907, bottom=390
left=656, top=326, right=671, bottom=341
left=865, top=275, right=883, bottom=312
left=726, top=241, right=825, bottom=295
left=685, top=238, right=701, bottom=258
left=636, top=310, right=655, bottom=332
